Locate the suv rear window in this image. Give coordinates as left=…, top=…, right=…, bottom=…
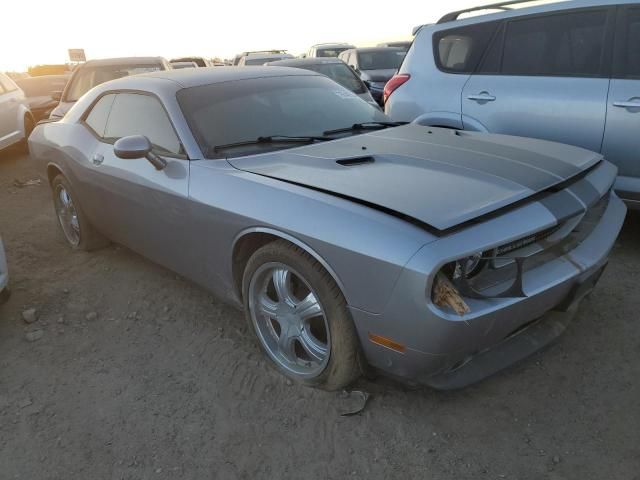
left=433, top=22, right=499, bottom=73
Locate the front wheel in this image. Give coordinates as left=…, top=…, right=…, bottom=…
left=242, top=240, right=362, bottom=390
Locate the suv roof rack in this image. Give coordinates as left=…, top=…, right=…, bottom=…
left=437, top=0, right=559, bottom=23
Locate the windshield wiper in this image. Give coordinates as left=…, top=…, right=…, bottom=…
left=323, top=121, right=408, bottom=136
left=213, top=135, right=331, bottom=153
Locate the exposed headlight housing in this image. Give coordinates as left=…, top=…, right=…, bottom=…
left=452, top=251, right=485, bottom=280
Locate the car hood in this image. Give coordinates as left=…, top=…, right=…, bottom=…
left=360, top=69, right=397, bottom=82
left=228, top=125, right=602, bottom=232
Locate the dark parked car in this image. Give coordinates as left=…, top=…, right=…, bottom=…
left=377, top=41, right=412, bottom=51
left=266, top=57, right=378, bottom=106
left=49, top=57, right=171, bottom=119
left=338, top=47, right=406, bottom=105
left=170, top=57, right=213, bottom=68
left=15, top=75, right=70, bottom=121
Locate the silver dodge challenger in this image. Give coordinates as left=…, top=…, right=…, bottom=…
left=29, top=67, right=626, bottom=390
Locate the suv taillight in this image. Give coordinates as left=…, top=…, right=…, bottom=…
left=383, top=74, right=410, bottom=104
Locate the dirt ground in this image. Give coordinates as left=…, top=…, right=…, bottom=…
left=0, top=149, right=638, bottom=480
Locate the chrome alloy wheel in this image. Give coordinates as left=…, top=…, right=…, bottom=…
left=248, top=262, right=331, bottom=377
left=54, top=185, right=80, bottom=246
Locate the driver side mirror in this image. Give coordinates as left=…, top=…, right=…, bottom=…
left=114, top=135, right=167, bottom=170
left=51, top=90, right=62, bottom=102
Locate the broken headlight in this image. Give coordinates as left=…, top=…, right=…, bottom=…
left=452, top=251, right=485, bottom=280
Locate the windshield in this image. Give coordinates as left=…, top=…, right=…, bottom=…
left=316, top=47, right=350, bottom=57
left=65, top=64, right=163, bottom=102
left=300, top=63, right=366, bottom=94
left=244, top=57, right=271, bottom=65
left=177, top=75, right=389, bottom=158
left=358, top=50, right=405, bottom=70
left=15, top=76, right=69, bottom=97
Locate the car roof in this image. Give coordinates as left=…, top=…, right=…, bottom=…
left=131, top=66, right=317, bottom=88
left=428, top=0, right=631, bottom=29
left=313, top=43, right=354, bottom=48
left=80, top=57, right=166, bottom=67
left=266, top=58, right=344, bottom=67
left=348, top=47, right=406, bottom=53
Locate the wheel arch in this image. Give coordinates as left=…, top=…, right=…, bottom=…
left=231, top=227, right=347, bottom=304
left=412, top=111, right=463, bottom=129
left=46, top=162, right=66, bottom=185
left=18, top=105, right=34, bottom=136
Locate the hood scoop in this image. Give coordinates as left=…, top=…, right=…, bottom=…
left=336, top=156, right=375, bottom=166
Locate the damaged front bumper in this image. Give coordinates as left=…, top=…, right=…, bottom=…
left=350, top=188, right=626, bottom=389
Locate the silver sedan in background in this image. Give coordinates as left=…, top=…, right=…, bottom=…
left=28, top=67, right=625, bottom=390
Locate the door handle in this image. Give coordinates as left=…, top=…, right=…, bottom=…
left=613, top=101, right=640, bottom=109
left=467, top=92, right=496, bottom=102
left=92, top=154, right=104, bottom=166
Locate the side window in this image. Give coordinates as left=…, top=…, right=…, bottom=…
left=433, top=21, right=499, bottom=73
left=614, top=7, right=640, bottom=78
left=65, top=69, right=95, bottom=102
left=84, top=94, right=116, bottom=137
left=104, top=93, right=182, bottom=155
left=0, top=73, right=18, bottom=92
left=502, top=10, right=608, bottom=77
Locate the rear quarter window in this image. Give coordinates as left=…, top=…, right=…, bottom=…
left=433, top=21, right=499, bottom=73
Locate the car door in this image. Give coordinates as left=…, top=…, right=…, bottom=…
left=82, top=91, right=192, bottom=272
left=601, top=5, right=640, bottom=203
left=0, top=74, right=21, bottom=148
left=461, top=8, right=614, bottom=153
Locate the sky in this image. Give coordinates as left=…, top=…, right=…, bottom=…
left=1, top=0, right=479, bottom=72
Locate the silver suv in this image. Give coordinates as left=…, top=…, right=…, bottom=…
left=385, top=0, right=640, bottom=208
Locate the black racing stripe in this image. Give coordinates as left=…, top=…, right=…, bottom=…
left=374, top=127, right=588, bottom=179
left=341, top=138, right=562, bottom=189
left=540, top=189, right=585, bottom=223
left=568, top=178, right=602, bottom=208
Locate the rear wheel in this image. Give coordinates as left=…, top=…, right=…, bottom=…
left=51, top=175, right=109, bottom=251
left=243, top=240, right=362, bottom=390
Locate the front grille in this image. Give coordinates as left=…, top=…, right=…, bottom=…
left=495, top=224, right=562, bottom=256
left=466, top=191, right=611, bottom=294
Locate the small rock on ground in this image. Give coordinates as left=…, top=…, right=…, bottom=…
left=25, top=330, right=44, bottom=342
left=22, top=308, right=37, bottom=324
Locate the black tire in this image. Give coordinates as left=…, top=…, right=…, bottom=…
left=0, top=288, right=10, bottom=305
left=242, top=239, right=362, bottom=390
left=18, top=114, right=35, bottom=153
left=51, top=174, right=109, bottom=251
